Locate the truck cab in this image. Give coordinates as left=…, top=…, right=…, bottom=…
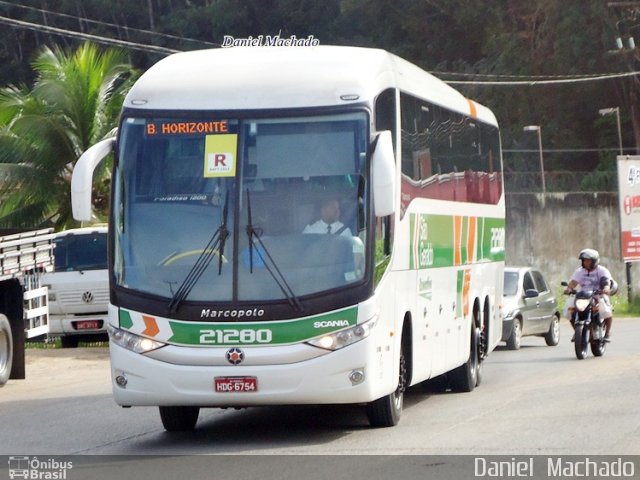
left=43, top=226, right=108, bottom=348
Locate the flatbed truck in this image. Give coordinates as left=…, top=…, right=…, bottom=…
left=0, top=228, right=54, bottom=386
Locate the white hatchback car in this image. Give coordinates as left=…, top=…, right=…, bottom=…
left=43, top=226, right=108, bottom=348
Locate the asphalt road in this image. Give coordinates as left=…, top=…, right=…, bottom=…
left=1, top=317, right=639, bottom=458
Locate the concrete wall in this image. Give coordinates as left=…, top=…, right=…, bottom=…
left=505, top=192, right=638, bottom=296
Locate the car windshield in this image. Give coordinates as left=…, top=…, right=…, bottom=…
left=113, top=112, right=369, bottom=303
left=503, top=271, right=519, bottom=296
left=53, top=232, right=107, bottom=272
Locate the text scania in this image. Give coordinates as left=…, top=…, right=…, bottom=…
left=314, top=320, right=350, bottom=328
left=201, top=308, right=265, bottom=319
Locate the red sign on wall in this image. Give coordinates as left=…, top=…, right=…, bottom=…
left=617, top=157, right=640, bottom=262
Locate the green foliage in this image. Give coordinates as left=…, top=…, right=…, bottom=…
left=610, top=293, right=640, bottom=317
left=0, top=42, right=137, bottom=230
left=26, top=337, right=108, bottom=349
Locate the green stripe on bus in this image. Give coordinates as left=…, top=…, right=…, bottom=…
left=119, top=310, right=134, bottom=329
left=409, top=213, right=505, bottom=269
left=165, top=307, right=358, bottom=346
left=456, top=270, right=464, bottom=317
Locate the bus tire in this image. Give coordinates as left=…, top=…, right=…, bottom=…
left=366, top=341, right=407, bottom=427
left=449, top=324, right=480, bottom=393
left=159, top=406, right=200, bottom=432
left=0, top=314, right=13, bottom=387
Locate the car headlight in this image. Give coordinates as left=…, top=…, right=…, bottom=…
left=306, top=318, right=376, bottom=351
left=108, top=324, right=165, bottom=353
left=575, top=298, right=590, bottom=312
left=503, top=310, right=515, bottom=321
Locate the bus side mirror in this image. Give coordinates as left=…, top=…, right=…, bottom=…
left=372, top=130, right=396, bottom=217
left=71, top=138, right=115, bottom=221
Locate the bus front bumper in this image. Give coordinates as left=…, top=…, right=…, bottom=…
left=109, top=337, right=391, bottom=407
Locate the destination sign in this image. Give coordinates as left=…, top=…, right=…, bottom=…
left=146, top=120, right=229, bottom=136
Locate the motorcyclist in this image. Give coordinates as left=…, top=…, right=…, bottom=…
left=564, top=248, right=613, bottom=342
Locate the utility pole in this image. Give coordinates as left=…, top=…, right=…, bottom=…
left=607, top=2, right=640, bottom=153
left=607, top=3, right=640, bottom=301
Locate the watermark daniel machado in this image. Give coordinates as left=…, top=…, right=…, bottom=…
left=221, top=34, right=319, bottom=47
left=8, top=456, right=73, bottom=479
left=474, top=456, right=636, bottom=478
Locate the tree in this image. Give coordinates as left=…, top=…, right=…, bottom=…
left=0, top=42, right=136, bottom=230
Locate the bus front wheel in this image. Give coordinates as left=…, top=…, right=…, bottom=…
left=366, top=341, right=407, bottom=427
left=159, top=406, right=200, bottom=432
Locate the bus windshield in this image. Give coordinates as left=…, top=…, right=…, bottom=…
left=113, top=112, right=369, bottom=304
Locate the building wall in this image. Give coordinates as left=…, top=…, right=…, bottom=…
left=505, top=192, right=637, bottom=296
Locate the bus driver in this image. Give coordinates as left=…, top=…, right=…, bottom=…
left=302, top=198, right=352, bottom=236
left=303, top=198, right=364, bottom=278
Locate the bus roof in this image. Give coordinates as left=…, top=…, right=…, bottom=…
left=124, top=46, right=497, bottom=126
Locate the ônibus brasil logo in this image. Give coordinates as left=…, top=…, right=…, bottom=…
left=8, top=456, right=73, bottom=479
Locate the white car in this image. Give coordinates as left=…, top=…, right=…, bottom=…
left=43, top=226, right=108, bottom=348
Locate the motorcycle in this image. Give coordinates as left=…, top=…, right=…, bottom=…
left=561, top=279, right=610, bottom=360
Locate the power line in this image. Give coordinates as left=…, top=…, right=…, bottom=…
left=0, top=0, right=218, bottom=48
left=0, top=15, right=181, bottom=55
left=433, top=70, right=633, bottom=79
left=504, top=148, right=632, bottom=153
left=442, top=70, right=640, bottom=86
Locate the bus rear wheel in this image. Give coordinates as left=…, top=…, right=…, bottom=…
left=366, top=342, right=407, bottom=427
left=159, top=406, right=200, bottom=432
left=449, top=324, right=481, bottom=393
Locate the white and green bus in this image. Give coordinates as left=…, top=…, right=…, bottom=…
left=72, top=46, right=505, bottom=431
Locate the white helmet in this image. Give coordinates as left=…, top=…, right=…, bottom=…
left=578, top=248, right=599, bottom=268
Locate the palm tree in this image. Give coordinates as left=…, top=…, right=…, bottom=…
left=0, top=42, right=137, bottom=230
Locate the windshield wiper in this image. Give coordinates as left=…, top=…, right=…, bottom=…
left=168, top=190, right=230, bottom=313
left=245, top=189, right=303, bottom=311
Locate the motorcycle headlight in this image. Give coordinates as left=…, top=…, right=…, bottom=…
left=575, top=298, right=590, bottom=312
left=306, top=318, right=376, bottom=351
left=108, top=324, right=166, bottom=353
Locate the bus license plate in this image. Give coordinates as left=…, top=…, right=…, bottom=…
left=214, top=377, right=257, bottom=393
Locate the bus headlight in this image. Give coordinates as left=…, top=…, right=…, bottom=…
left=108, top=324, right=165, bottom=353
left=306, top=318, right=376, bottom=351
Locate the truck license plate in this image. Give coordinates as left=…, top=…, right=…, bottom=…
left=214, top=377, right=257, bottom=393
left=74, top=320, right=101, bottom=330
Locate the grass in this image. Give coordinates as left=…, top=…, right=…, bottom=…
left=610, top=295, right=640, bottom=317
left=25, top=338, right=108, bottom=349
